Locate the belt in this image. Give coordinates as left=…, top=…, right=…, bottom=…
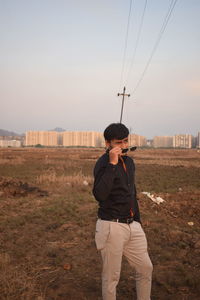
left=100, top=217, right=134, bottom=224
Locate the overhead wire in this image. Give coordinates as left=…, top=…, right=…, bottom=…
left=119, top=0, right=133, bottom=90
left=130, top=0, right=178, bottom=95
left=125, top=0, right=148, bottom=87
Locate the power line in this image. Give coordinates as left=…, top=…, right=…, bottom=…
left=130, top=0, right=178, bottom=95
left=119, top=0, right=133, bottom=90
left=125, top=0, right=148, bottom=86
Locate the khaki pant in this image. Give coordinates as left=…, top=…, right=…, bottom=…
left=95, top=219, right=153, bottom=300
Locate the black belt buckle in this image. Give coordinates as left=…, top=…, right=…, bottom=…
left=117, top=217, right=133, bottom=224
left=127, top=217, right=134, bottom=224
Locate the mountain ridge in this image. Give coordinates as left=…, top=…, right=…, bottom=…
left=0, top=127, right=66, bottom=137
left=0, top=129, right=22, bottom=136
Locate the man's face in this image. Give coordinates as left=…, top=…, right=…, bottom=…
left=106, top=137, right=129, bottom=155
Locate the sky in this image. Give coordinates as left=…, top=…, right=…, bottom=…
left=1, top=0, right=200, bottom=139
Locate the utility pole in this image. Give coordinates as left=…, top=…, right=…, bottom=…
left=117, top=86, right=130, bottom=123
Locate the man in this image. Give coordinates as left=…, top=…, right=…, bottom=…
left=93, top=123, right=153, bottom=300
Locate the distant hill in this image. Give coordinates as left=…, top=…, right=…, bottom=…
left=49, top=127, right=66, bottom=132
left=0, top=129, right=21, bottom=136
left=0, top=128, right=66, bottom=136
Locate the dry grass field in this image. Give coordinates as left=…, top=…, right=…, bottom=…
left=0, top=148, right=200, bottom=300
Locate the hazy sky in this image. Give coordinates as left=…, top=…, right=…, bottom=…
left=1, top=0, right=200, bottom=138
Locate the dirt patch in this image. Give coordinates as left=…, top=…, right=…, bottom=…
left=0, top=177, right=48, bottom=198
left=0, top=148, right=199, bottom=300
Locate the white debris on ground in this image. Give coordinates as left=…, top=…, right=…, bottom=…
left=188, top=222, right=194, bottom=226
left=142, top=192, right=165, bottom=205
left=83, top=180, right=89, bottom=186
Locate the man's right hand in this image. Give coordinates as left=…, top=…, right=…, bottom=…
left=109, top=147, right=122, bottom=165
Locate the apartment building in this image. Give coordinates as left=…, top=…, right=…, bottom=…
left=62, top=131, right=104, bottom=147
left=173, top=134, right=192, bottom=149
left=153, top=136, right=173, bottom=148
left=25, top=131, right=58, bottom=146
left=25, top=131, right=104, bottom=147
left=0, top=140, right=22, bottom=147
left=129, top=134, right=147, bottom=147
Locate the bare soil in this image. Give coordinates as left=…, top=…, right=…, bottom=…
left=0, top=148, right=199, bottom=300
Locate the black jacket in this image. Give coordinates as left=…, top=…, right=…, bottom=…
left=93, top=153, right=141, bottom=223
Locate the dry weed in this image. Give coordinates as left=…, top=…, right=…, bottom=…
left=36, top=171, right=93, bottom=186
left=0, top=252, right=11, bottom=267
left=0, top=157, right=25, bottom=165
left=0, top=253, right=38, bottom=300
left=135, top=158, right=200, bottom=168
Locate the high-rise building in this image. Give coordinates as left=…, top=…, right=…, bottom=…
left=0, top=140, right=22, bottom=147
left=62, top=131, right=104, bottom=147
left=129, top=134, right=147, bottom=147
left=25, top=131, right=104, bottom=147
left=173, top=134, right=192, bottom=149
left=25, top=131, right=58, bottom=146
left=153, top=136, right=173, bottom=148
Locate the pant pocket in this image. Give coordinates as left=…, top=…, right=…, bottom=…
left=95, top=219, right=111, bottom=251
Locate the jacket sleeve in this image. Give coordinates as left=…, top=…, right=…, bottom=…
left=92, top=161, right=118, bottom=202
